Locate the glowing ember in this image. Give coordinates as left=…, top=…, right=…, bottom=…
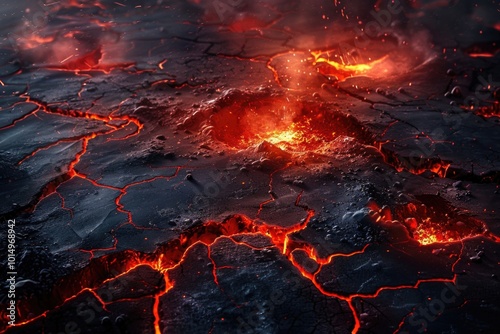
left=465, top=101, right=500, bottom=118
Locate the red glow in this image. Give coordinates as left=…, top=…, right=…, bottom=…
left=312, top=50, right=389, bottom=81
left=207, top=95, right=372, bottom=155
left=368, top=197, right=488, bottom=245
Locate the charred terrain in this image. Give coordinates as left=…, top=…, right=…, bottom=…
left=0, top=0, right=500, bottom=333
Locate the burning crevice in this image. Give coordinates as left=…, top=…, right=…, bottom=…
left=7, top=208, right=313, bottom=330
left=5, top=191, right=476, bottom=334
left=1, top=1, right=498, bottom=333
left=196, top=89, right=466, bottom=181
left=375, top=143, right=451, bottom=178
left=0, top=94, right=144, bottom=220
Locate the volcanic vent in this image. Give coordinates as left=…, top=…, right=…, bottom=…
left=195, top=89, right=373, bottom=155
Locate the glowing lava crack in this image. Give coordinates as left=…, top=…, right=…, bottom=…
left=3, top=191, right=480, bottom=334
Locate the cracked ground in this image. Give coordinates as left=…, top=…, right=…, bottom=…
left=0, top=0, right=500, bottom=333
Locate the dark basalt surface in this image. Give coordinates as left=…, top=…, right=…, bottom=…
left=0, top=1, right=499, bottom=333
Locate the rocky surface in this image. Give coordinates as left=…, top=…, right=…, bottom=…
left=0, top=0, right=499, bottom=333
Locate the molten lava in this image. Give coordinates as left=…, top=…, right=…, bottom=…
left=467, top=101, right=500, bottom=118
left=311, top=50, right=389, bottom=81
left=368, top=195, right=488, bottom=245
left=206, top=92, right=373, bottom=154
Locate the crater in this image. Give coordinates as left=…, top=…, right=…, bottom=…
left=201, top=89, right=373, bottom=154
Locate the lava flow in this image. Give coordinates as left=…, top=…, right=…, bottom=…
left=2, top=193, right=469, bottom=334
left=2, top=1, right=499, bottom=333
left=203, top=91, right=373, bottom=154
left=312, top=50, right=389, bottom=81
left=1, top=93, right=143, bottom=216
left=368, top=195, right=491, bottom=245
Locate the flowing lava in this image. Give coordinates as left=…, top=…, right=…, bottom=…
left=1, top=192, right=468, bottom=334
left=368, top=195, right=493, bottom=246
left=204, top=91, right=373, bottom=155
left=0, top=89, right=475, bottom=332
left=2, top=1, right=500, bottom=333
left=466, top=101, right=500, bottom=118
left=375, top=143, right=451, bottom=178
left=312, top=50, right=389, bottom=81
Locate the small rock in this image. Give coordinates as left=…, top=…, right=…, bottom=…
left=452, top=181, right=463, bottom=189
left=115, top=314, right=127, bottom=325
left=101, top=317, right=112, bottom=326
left=494, top=88, right=500, bottom=101
left=405, top=217, right=418, bottom=229
left=469, top=255, right=481, bottom=263
left=451, top=86, right=462, bottom=97
left=292, top=179, right=305, bottom=187
left=432, top=248, right=443, bottom=255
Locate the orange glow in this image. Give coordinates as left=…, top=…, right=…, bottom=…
left=374, top=142, right=451, bottom=178
left=17, top=35, right=55, bottom=49
left=6, top=188, right=478, bottom=334
left=368, top=198, right=488, bottom=245
left=207, top=95, right=372, bottom=155
left=242, top=119, right=332, bottom=152
left=468, top=53, right=496, bottom=58
left=311, top=50, right=388, bottom=81
left=465, top=102, right=500, bottom=118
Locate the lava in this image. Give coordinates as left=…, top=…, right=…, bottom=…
left=0, top=93, right=144, bottom=220
left=468, top=101, right=500, bottom=118
left=1, top=1, right=498, bottom=333
left=312, top=50, right=389, bottom=81
left=368, top=195, right=490, bottom=245
left=374, top=142, right=451, bottom=178
left=1, top=196, right=466, bottom=334
left=205, top=91, right=373, bottom=154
